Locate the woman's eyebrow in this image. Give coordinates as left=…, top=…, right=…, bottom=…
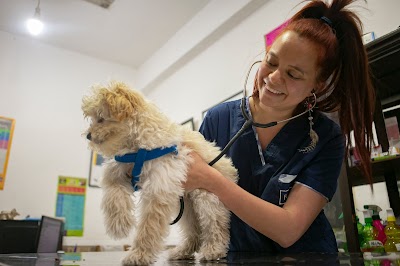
left=289, top=65, right=306, bottom=75
left=268, top=51, right=307, bottom=75
left=268, top=51, right=278, bottom=58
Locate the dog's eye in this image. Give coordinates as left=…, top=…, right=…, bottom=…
left=97, top=118, right=104, bottom=123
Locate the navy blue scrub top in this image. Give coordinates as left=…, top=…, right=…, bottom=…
left=199, top=98, right=345, bottom=253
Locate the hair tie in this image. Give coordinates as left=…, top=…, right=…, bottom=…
left=320, top=16, right=333, bottom=28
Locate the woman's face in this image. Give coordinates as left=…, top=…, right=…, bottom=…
left=256, top=30, right=320, bottom=115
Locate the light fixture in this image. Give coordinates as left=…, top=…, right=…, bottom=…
left=26, top=0, right=44, bottom=36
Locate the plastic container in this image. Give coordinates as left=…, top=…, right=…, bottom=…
left=361, top=210, right=385, bottom=253
left=385, top=117, right=400, bottom=142
left=384, top=208, right=400, bottom=253
left=364, top=205, right=387, bottom=244
left=356, top=216, right=364, bottom=247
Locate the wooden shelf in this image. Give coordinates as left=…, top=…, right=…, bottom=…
left=366, top=27, right=400, bottom=100
left=341, top=27, right=400, bottom=253
left=348, top=156, right=400, bottom=186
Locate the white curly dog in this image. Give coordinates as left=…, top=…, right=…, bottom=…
left=82, top=81, right=238, bottom=265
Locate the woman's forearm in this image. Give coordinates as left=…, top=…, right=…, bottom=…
left=203, top=169, right=302, bottom=247
left=185, top=152, right=324, bottom=247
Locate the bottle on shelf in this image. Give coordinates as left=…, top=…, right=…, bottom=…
left=364, top=204, right=387, bottom=244
left=360, top=210, right=385, bottom=253
left=356, top=215, right=364, bottom=246
left=383, top=208, right=400, bottom=253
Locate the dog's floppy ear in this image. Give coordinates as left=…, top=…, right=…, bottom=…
left=103, top=82, right=145, bottom=121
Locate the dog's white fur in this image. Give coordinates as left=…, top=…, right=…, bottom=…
left=82, top=82, right=238, bottom=265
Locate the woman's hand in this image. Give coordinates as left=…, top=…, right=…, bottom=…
left=184, top=151, right=219, bottom=192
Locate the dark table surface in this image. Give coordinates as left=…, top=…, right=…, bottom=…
left=0, top=251, right=399, bottom=265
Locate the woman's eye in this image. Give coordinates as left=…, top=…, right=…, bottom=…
left=266, top=61, right=277, bottom=67
left=288, top=72, right=301, bottom=80
left=97, top=118, right=104, bottom=123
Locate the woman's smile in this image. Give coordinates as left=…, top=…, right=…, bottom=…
left=262, top=77, right=285, bottom=95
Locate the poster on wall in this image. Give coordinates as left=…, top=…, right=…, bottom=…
left=0, top=116, right=15, bottom=190
left=181, top=118, right=195, bottom=130
left=89, top=152, right=105, bottom=188
left=55, top=176, right=87, bottom=236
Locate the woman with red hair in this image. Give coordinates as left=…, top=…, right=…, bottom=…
left=185, top=0, right=374, bottom=253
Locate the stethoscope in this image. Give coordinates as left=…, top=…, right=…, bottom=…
left=208, top=60, right=317, bottom=165
left=171, top=61, right=317, bottom=225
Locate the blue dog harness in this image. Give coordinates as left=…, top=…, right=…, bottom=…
left=115, top=145, right=178, bottom=191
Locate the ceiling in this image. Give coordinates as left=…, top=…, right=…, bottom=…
left=0, top=0, right=211, bottom=69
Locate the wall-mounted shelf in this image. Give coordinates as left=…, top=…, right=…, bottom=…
left=348, top=156, right=400, bottom=186
left=340, top=27, right=400, bottom=253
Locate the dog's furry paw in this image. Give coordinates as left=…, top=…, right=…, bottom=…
left=195, top=247, right=227, bottom=262
left=168, top=246, right=195, bottom=261
left=102, top=186, right=135, bottom=239
left=122, top=248, right=156, bottom=265
left=104, top=213, right=134, bottom=239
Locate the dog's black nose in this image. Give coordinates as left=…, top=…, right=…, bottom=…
left=87, top=133, right=92, bottom=140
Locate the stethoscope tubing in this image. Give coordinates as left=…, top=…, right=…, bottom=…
left=209, top=61, right=317, bottom=166
left=171, top=61, right=317, bottom=226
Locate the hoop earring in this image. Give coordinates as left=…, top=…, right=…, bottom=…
left=298, top=93, right=319, bottom=153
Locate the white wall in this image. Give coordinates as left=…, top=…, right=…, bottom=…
left=0, top=0, right=399, bottom=247
left=0, top=30, right=136, bottom=245
left=145, top=0, right=400, bottom=225
left=145, top=0, right=400, bottom=125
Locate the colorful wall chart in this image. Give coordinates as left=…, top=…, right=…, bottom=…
left=0, top=116, right=15, bottom=190
left=56, top=176, right=87, bottom=236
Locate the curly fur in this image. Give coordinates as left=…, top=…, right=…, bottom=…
left=82, top=81, right=238, bottom=265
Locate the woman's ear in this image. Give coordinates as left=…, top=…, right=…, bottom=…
left=312, top=80, right=326, bottom=97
